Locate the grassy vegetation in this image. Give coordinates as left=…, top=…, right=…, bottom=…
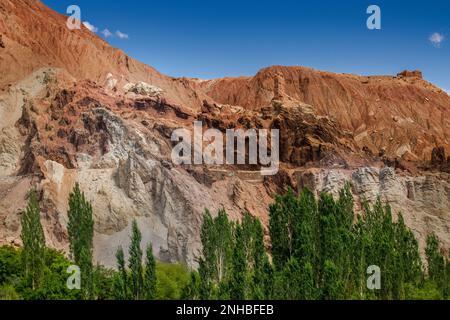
left=0, top=245, right=191, bottom=300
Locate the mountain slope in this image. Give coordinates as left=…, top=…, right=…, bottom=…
left=0, top=0, right=449, bottom=267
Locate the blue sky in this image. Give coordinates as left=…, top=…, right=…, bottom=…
left=43, top=0, right=449, bottom=91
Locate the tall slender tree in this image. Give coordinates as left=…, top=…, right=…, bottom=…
left=318, top=193, right=340, bottom=266
left=269, top=188, right=297, bottom=270
left=445, top=254, right=450, bottom=299
left=198, top=210, right=214, bottom=299
left=67, top=183, right=94, bottom=299
left=128, top=220, right=144, bottom=300
left=261, top=257, right=274, bottom=299
left=426, top=233, right=445, bottom=296
left=214, top=209, right=233, bottom=286
left=198, top=209, right=233, bottom=299
left=280, top=257, right=303, bottom=299
left=336, top=184, right=355, bottom=296
left=395, top=214, right=422, bottom=286
left=114, top=246, right=128, bottom=300
left=144, top=244, right=156, bottom=300
left=251, top=216, right=269, bottom=299
left=322, top=259, right=342, bottom=300
left=426, top=233, right=445, bottom=281
left=230, top=224, right=247, bottom=300
left=294, top=188, right=319, bottom=268
left=20, top=190, right=45, bottom=290
left=182, top=271, right=201, bottom=300
left=300, top=261, right=316, bottom=300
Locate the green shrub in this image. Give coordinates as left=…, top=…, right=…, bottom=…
left=156, top=263, right=190, bottom=300
left=405, top=281, right=443, bottom=300
left=0, top=246, right=22, bottom=285
left=19, top=249, right=80, bottom=300
left=0, top=284, right=20, bottom=300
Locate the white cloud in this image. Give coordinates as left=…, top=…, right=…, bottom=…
left=116, top=30, right=129, bottom=40
left=429, top=32, right=445, bottom=47
left=82, top=24, right=129, bottom=41
left=101, top=29, right=113, bottom=38
left=83, top=21, right=98, bottom=33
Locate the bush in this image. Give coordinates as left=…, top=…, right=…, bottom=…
left=0, top=284, right=20, bottom=300
left=156, top=263, right=190, bottom=300
left=19, top=249, right=80, bottom=300
left=405, top=281, right=443, bottom=300
left=93, top=265, right=116, bottom=300
left=0, top=246, right=22, bottom=285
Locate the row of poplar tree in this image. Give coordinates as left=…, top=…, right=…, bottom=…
left=20, top=184, right=157, bottom=300
left=185, top=185, right=450, bottom=300
left=19, top=182, right=450, bottom=300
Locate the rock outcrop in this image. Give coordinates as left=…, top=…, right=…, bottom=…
left=397, top=70, right=423, bottom=79
left=124, top=82, right=164, bottom=97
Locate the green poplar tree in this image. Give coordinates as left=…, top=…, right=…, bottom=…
left=214, top=209, right=233, bottom=286
left=318, top=193, right=340, bottom=267
left=282, top=257, right=303, bottom=299
left=198, top=209, right=233, bottom=299
left=128, top=220, right=144, bottom=300
left=322, top=259, right=342, bottom=300
left=445, top=254, right=450, bottom=299
left=351, top=216, right=368, bottom=299
left=395, top=214, right=422, bottom=287
left=198, top=210, right=215, bottom=299
left=294, top=188, right=319, bottom=267
left=144, top=245, right=156, bottom=300
left=114, top=246, right=128, bottom=300
left=425, top=233, right=446, bottom=298
left=67, top=183, right=94, bottom=299
left=380, top=203, right=396, bottom=299
left=230, top=224, right=247, bottom=300
left=182, top=271, right=201, bottom=300
left=251, top=217, right=269, bottom=300
left=261, top=257, right=274, bottom=299
left=300, top=262, right=316, bottom=300
left=426, top=233, right=445, bottom=282
left=269, top=188, right=297, bottom=270
left=20, top=190, right=46, bottom=290
left=336, top=184, right=355, bottom=296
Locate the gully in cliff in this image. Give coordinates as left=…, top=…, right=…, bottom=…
left=171, top=121, right=279, bottom=176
